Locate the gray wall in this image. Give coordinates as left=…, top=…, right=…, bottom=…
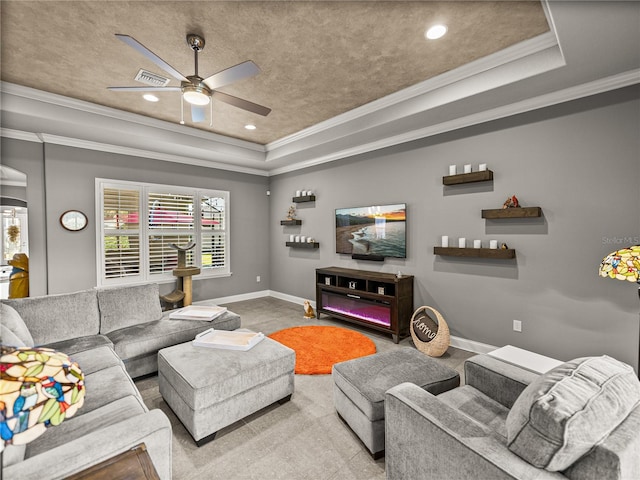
left=3, top=86, right=638, bottom=370
left=268, top=86, right=640, bottom=369
left=3, top=140, right=270, bottom=299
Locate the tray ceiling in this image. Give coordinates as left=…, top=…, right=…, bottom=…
left=0, top=1, right=549, bottom=145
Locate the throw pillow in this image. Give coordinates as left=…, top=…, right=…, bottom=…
left=506, top=355, right=640, bottom=472
left=0, top=303, right=34, bottom=347
left=97, top=283, right=163, bottom=334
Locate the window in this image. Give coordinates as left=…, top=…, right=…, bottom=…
left=97, top=179, right=229, bottom=286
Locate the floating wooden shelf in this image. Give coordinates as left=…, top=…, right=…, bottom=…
left=443, top=170, right=493, bottom=186
left=286, top=241, right=319, bottom=249
left=293, top=195, right=316, bottom=203
left=280, top=219, right=302, bottom=226
left=433, top=246, right=516, bottom=259
left=482, top=207, right=542, bottom=219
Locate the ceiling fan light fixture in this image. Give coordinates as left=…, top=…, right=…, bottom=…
left=183, top=86, right=210, bottom=106
left=426, top=24, right=447, bottom=40
left=244, top=124, right=257, bottom=130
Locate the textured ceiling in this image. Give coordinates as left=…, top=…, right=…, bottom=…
left=0, top=1, right=549, bottom=145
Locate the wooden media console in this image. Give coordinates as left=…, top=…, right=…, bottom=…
left=315, top=266, right=414, bottom=343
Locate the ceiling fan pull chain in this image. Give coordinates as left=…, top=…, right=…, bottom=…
left=180, top=95, right=185, bottom=125
left=194, top=48, right=199, bottom=78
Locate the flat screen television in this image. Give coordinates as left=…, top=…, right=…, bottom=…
left=335, top=203, right=406, bottom=259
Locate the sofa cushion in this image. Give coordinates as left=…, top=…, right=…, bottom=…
left=0, top=302, right=34, bottom=347
left=57, top=344, right=123, bottom=377
left=97, top=284, right=163, bottom=334
left=84, top=362, right=143, bottom=412
left=25, top=395, right=147, bottom=458
left=4, top=290, right=99, bottom=345
left=43, top=335, right=114, bottom=359
left=438, top=384, right=510, bottom=439
left=106, top=310, right=241, bottom=362
left=1, top=444, right=26, bottom=467
left=506, top=355, right=640, bottom=471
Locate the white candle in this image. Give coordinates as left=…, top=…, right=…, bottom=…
left=441, top=235, right=449, bottom=247
left=474, top=240, right=481, bottom=248
left=490, top=240, right=498, bottom=249
left=479, top=163, right=487, bottom=171
left=295, top=236, right=301, bottom=242
left=449, top=165, right=457, bottom=176
left=295, top=190, right=301, bottom=197
left=300, top=236, right=306, bottom=243
left=464, top=164, right=472, bottom=174
left=289, top=235, right=295, bottom=242
left=307, top=191, right=314, bottom=196
left=458, top=238, right=466, bottom=248
left=301, top=190, right=307, bottom=196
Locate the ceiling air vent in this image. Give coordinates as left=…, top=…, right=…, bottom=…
left=134, top=69, right=170, bottom=87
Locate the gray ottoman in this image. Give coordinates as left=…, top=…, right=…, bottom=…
left=332, top=348, right=460, bottom=458
left=158, top=332, right=295, bottom=445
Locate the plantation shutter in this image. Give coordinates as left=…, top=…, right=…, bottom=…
left=97, top=179, right=230, bottom=286
left=102, top=186, right=141, bottom=280
left=148, top=191, right=195, bottom=275
left=200, top=194, right=227, bottom=270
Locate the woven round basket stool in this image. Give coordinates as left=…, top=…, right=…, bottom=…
left=410, top=306, right=450, bottom=357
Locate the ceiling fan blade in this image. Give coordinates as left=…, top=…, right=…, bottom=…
left=190, top=104, right=207, bottom=123
left=212, top=91, right=271, bottom=117
left=108, top=86, right=182, bottom=92
left=203, top=61, right=260, bottom=90
left=115, top=34, right=189, bottom=82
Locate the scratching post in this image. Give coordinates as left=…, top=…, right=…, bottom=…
left=161, top=242, right=200, bottom=308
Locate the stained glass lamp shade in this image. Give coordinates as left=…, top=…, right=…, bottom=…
left=599, top=246, right=640, bottom=291
left=0, top=347, right=85, bottom=455
left=599, top=246, right=640, bottom=376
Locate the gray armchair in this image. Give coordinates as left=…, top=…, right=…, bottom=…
left=385, top=354, right=640, bottom=480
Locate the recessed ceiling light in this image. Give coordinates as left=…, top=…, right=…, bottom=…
left=244, top=124, right=257, bottom=130
left=425, top=24, right=447, bottom=40
left=143, top=94, right=159, bottom=102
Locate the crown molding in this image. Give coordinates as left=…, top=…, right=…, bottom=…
left=5, top=68, right=636, bottom=178
left=0, top=82, right=265, bottom=153
left=0, top=128, right=43, bottom=143
left=266, top=31, right=559, bottom=152
left=39, top=133, right=270, bottom=177
left=268, top=69, right=640, bottom=176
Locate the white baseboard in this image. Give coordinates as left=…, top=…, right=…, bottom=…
left=264, top=290, right=495, bottom=354
left=269, top=290, right=316, bottom=308
left=197, top=290, right=270, bottom=306
left=449, top=336, right=497, bottom=355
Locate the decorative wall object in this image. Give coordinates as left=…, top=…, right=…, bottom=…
left=410, top=306, right=450, bottom=357
left=60, top=210, right=88, bottom=231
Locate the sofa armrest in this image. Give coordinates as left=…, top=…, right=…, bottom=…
left=385, top=382, right=565, bottom=480
left=464, top=354, right=539, bottom=409
left=4, top=409, right=172, bottom=480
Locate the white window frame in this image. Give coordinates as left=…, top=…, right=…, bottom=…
left=96, top=178, right=230, bottom=286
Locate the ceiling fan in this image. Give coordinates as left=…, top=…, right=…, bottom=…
left=108, top=33, right=271, bottom=125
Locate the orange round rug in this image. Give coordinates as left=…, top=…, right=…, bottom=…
left=268, top=326, right=376, bottom=375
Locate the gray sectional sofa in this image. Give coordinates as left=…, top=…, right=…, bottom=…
left=1, top=283, right=241, bottom=479
left=385, top=353, right=640, bottom=480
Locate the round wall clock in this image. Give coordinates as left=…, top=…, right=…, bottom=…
left=60, top=210, right=88, bottom=231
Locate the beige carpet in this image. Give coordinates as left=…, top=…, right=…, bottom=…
left=136, top=296, right=474, bottom=480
